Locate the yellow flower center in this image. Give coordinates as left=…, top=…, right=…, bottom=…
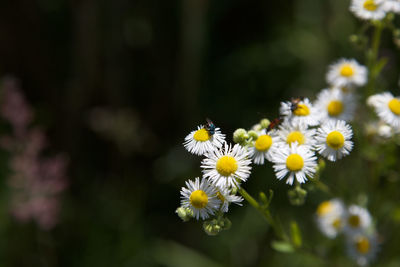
left=356, top=236, right=371, bottom=254
left=348, top=215, right=361, bottom=228
left=340, top=64, right=354, bottom=77
left=193, top=128, right=210, bottom=142
left=326, top=131, right=345, bottom=150
left=189, top=190, right=208, bottom=209
left=216, top=191, right=225, bottom=202
left=293, top=104, right=310, bottom=116
left=286, top=154, right=304, bottom=172
left=286, top=131, right=305, bottom=145
left=255, top=135, right=273, bottom=151
left=327, top=100, right=344, bottom=117
left=316, top=201, right=333, bottom=216
left=363, top=0, right=377, bottom=11
left=388, top=98, right=400, bottom=116
left=332, top=218, right=342, bottom=230
left=216, top=156, right=238, bottom=177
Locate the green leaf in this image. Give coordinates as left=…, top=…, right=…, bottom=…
left=290, top=221, right=302, bottom=248
left=271, top=240, right=294, bottom=253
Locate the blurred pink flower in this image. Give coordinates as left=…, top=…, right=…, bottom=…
left=1, top=76, right=68, bottom=230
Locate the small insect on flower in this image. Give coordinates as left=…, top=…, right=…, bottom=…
left=183, top=123, right=225, bottom=156
left=267, top=117, right=283, bottom=132
left=290, top=97, right=305, bottom=113
left=205, top=118, right=216, bottom=135
left=280, top=98, right=320, bottom=127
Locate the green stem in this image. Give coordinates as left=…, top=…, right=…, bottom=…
left=366, top=21, right=384, bottom=97
left=238, top=187, right=289, bottom=241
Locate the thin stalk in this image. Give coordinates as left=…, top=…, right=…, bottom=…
left=366, top=21, right=384, bottom=97
left=238, top=187, right=289, bottom=242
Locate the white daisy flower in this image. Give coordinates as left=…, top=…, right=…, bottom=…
left=367, top=92, right=400, bottom=129
left=271, top=142, right=317, bottom=185
left=344, top=205, right=372, bottom=235
left=326, top=58, right=368, bottom=88
left=315, top=120, right=353, bottom=162
left=279, top=98, right=320, bottom=127
left=180, top=177, right=221, bottom=220
left=315, top=199, right=347, bottom=239
left=202, top=143, right=252, bottom=188
left=384, top=0, right=400, bottom=13
left=275, top=120, right=316, bottom=148
left=216, top=186, right=243, bottom=213
left=248, top=129, right=279, bottom=164
left=183, top=125, right=225, bottom=156
left=350, top=0, right=387, bottom=20
left=314, top=88, right=356, bottom=122
left=346, top=233, right=379, bottom=266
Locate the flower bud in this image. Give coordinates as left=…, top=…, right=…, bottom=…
left=175, top=206, right=193, bottom=222
left=233, top=128, right=248, bottom=144
left=248, top=130, right=258, bottom=141
left=260, top=118, right=270, bottom=129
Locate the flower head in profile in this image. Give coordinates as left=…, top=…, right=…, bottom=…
left=202, top=143, right=252, bottom=188
left=271, top=142, right=317, bottom=185
left=315, top=120, right=353, bottom=161
left=184, top=125, right=225, bottom=156
left=326, top=58, right=368, bottom=88
left=248, top=129, right=279, bottom=164
left=280, top=98, right=320, bottom=127
left=314, top=88, right=356, bottom=123
left=344, top=205, right=372, bottom=235
left=215, top=186, right=243, bottom=213
left=275, top=120, right=316, bottom=148
left=367, top=92, right=400, bottom=130
left=316, top=199, right=347, bottom=238
left=180, top=177, right=220, bottom=220
left=350, top=0, right=387, bottom=20
left=346, top=233, right=379, bottom=266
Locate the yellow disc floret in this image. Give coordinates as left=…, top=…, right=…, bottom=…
left=255, top=135, right=273, bottom=151
left=340, top=64, right=354, bottom=77
left=293, top=104, right=310, bottom=116
left=216, top=156, right=238, bottom=177
left=286, top=131, right=305, bottom=145
left=316, top=201, right=333, bottom=216
left=286, top=154, right=304, bottom=172
left=326, top=131, right=345, bottom=150
left=363, top=0, right=377, bottom=11
left=193, top=128, right=210, bottom=142
left=327, top=100, right=344, bottom=117
left=348, top=215, right=361, bottom=228
left=356, top=237, right=371, bottom=254
left=190, top=190, right=208, bottom=209
left=388, top=98, right=400, bottom=116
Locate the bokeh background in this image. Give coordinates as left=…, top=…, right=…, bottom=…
left=1, top=0, right=400, bottom=266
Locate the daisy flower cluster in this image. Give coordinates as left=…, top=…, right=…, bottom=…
left=177, top=122, right=249, bottom=235
left=350, top=0, right=400, bottom=21
left=234, top=70, right=359, bottom=186
left=316, top=199, right=380, bottom=266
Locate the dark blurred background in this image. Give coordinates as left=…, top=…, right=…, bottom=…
left=1, top=0, right=400, bottom=266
